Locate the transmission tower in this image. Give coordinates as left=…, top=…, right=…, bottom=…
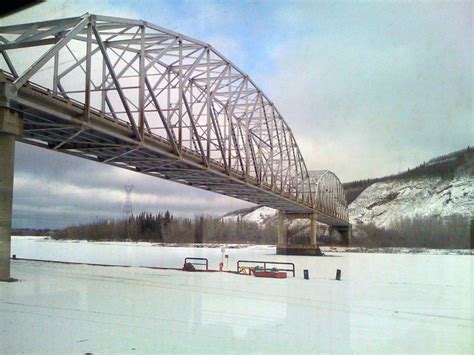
left=123, top=184, right=134, bottom=219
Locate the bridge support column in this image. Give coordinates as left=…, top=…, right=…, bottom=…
left=333, top=225, right=352, bottom=246
left=277, top=212, right=320, bottom=256
left=277, top=211, right=287, bottom=247
left=327, top=225, right=334, bottom=245
left=310, top=212, right=317, bottom=247
left=0, top=107, right=22, bottom=282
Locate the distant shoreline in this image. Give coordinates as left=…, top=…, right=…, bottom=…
left=11, top=236, right=473, bottom=255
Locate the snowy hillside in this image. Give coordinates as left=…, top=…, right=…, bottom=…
left=349, top=172, right=473, bottom=228
left=223, top=173, right=473, bottom=232
left=222, top=173, right=473, bottom=233
left=222, top=206, right=277, bottom=225
left=223, top=148, right=473, bottom=236
left=221, top=206, right=314, bottom=238
left=349, top=148, right=473, bottom=229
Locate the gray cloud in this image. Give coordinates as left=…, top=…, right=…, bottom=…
left=266, top=2, right=472, bottom=181
left=13, top=143, right=252, bottom=229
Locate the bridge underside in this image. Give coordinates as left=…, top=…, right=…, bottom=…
left=2, top=74, right=349, bottom=226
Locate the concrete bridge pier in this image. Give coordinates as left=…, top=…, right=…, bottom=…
left=277, top=211, right=288, bottom=247
left=334, top=225, right=352, bottom=246
left=276, top=211, right=319, bottom=256
left=0, top=107, right=22, bottom=281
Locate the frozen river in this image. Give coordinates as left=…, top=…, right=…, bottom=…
left=11, top=236, right=282, bottom=271
left=1, top=237, right=473, bottom=353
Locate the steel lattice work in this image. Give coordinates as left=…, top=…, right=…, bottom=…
left=0, top=14, right=349, bottom=226
left=309, top=171, right=348, bottom=222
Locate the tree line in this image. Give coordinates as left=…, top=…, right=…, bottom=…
left=52, top=211, right=278, bottom=244
left=51, top=211, right=472, bottom=249
left=351, top=214, right=472, bottom=249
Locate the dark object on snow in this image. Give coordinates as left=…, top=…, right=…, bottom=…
left=253, top=269, right=287, bottom=278
left=336, top=269, right=341, bottom=281
left=184, top=257, right=209, bottom=270
left=12, top=254, right=16, bottom=259
left=183, top=262, right=196, bottom=271
left=303, top=269, right=309, bottom=280
left=315, top=246, right=325, bottom=256
left=237, top=260, right=296, bottom=277
left=0, top=277, right=18, bottom=283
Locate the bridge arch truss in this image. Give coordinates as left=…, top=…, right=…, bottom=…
left=309, top=170, right=348, bottom=223
left=0, top=14, right=349, bottom=225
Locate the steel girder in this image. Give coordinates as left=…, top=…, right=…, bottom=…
left=0, top=14, right=349, bottom=226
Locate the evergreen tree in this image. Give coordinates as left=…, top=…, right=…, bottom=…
left=194, top=216, right=204, bottom=243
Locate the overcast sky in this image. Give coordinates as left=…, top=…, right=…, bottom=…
left=2, top=0, right=472, bottom=228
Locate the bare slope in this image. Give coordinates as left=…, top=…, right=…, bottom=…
left=349, top=148, right=473, bottom=229
left=344, top=147, right=473, bottom=204
left=223, top=148, right=473, bottom=233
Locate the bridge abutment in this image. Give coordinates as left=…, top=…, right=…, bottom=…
left=276, top=212, right=320, bottom=256
left=0, top=107, right=22, bottom=281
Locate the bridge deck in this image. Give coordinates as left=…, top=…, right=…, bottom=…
left=3, top=73, right=349, bottom=226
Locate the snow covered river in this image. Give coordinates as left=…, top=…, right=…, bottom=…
left=1, top=236, right=472, bottom=353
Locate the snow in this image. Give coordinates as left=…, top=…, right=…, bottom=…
left=222, top=206, right=277, bottom=225
left=1, top=238, right=472, bottom=353
left=10, top=237, right=286, bottom=270
left=221, top=206, right=311, bottom=230
left=242, top=206, right=277, bottom=224
left=349, top=173, right=474, bottom=228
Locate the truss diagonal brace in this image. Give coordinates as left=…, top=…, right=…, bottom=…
left=92, top=23, right=141, bottom=140
left=182, top=94, right=207, bottom=166
left=144, top=77, right=179, bottom=155
left=13, top=17, right=89, bottom=90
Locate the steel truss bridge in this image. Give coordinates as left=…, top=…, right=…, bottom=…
left=0, top=14, right=349, bottom=232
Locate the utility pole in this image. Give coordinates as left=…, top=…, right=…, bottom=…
left=123, top=184, right=134, bottom=218
left=123, top=185, right=134, bottom=240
